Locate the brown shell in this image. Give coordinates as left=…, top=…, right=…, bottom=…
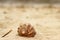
left=18, top=24, right=36, bottom=37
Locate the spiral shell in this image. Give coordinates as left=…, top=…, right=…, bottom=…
left=18, top=23, right=36, bottom=37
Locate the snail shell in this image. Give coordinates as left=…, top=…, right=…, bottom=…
left=18, top=24, right=36, bottom=37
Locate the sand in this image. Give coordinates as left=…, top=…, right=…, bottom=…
left=0, top=4, right=60, bottom=40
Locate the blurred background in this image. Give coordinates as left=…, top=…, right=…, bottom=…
left=0, top=0, right=60, bottom=3
left=0, top=0, right=59, bottom=7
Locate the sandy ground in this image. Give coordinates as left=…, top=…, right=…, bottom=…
left=0, top=4, right=60, bottom=40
